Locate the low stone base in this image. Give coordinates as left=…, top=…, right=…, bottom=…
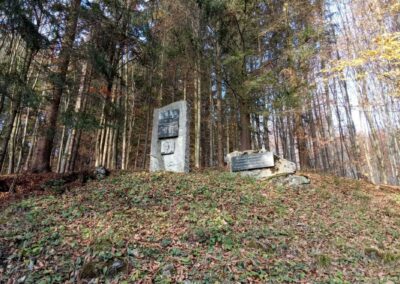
left=269, top=174, right=311, bottom=188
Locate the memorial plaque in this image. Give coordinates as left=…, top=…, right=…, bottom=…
left=161, top=140, right=175, bottom=155
left=231, top=152, right=274, bottom=172
left=158, top=109, right=179, bottom=138
left=150, top=101, right=190, bottom=173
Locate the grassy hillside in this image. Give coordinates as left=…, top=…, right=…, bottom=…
left=1, top=171, right=400, bottom=283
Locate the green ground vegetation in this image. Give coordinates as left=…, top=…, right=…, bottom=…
left=1, top=171, right=400, bottom=283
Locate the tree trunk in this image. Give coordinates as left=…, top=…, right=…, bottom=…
left=0, top=50, right=33, bottom=169
left=194, top=61, right=201, bottom=168
left=142, top=105, right=151, bottom=169
left=56, top=125, right=66, bottom=173
left=121, top=62, right=129, bottom=170
left=295, top=112, right=310, bottom=169
left=70, top=129, right=82, bottom=171
left=16, top=107, right=30, bottom=172
left=239, top=107, right=251, bottom=151
left=215, top=44, right=224, bottom=166
left=7, top=111, right=21, bottom=174
left=254, top=114, right=262, bottom=150
left=31, top=0, right=81, bottom=172
left=134, top=134, right=141, bottom=170
left=193, top=8, right=202, bottom=168
left=208, top=78, right=214, bottom=167
left=61, top=62, right=90, bottom=173
left=263, top=111, right=270, bottom=151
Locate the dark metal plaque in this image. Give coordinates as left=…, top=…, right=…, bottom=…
left=158, top=109, right=180, bottom=138
left=231, top=152, right=274, bottom=172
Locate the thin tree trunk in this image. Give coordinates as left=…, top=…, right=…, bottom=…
left=226, top=111, right=230, bottom=155
left=215, top=44, right=224, bottom=166
left=24, top=102, right=41, bottom=171
left=95, top=112, right=106, bottom=167
left=194, top=59, right=201, bottom=168
left=193, top=8, right=202, bottom=168
left=134, top=134, right=141, bottom=170
left=295, top=112, right=310, bottom=169
left=208, top=78, right=214, bottom=167
left=240, top=109, right=251, bottom=151
left=56, top=125, right=66, bottom=173
left=121, top=63, right=129, bottom=170
left=7, top=111, right=21, bottom=174
left=16, top=107, right=30, bottom=172
left=61, top=62, right=90, bottom=172
left=158, top=32, right=166, bottom=106
left=56, top=94, right=71, bottom=172
left=69, top=128, right=82, bottom=171
left=263, top=112, right=270, bottom=151
left=0, top=50, right=33, bottom=169
left=142, top=105, right=151, bottom=169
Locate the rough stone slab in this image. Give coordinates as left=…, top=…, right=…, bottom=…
left=150, top=101, right=190, bottom=173
left=231, top=152, right=274, bottom=172
left=226, top=150, right=296, bottom=180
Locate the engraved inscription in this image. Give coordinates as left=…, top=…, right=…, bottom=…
left=161, top=140, right=175, bottom=155
left=231, top=152, right=274, bottom=172
left=158, top=109, right=179, bottom=138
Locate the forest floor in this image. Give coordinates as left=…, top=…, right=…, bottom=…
left=1, top=171, right=400, bottom=283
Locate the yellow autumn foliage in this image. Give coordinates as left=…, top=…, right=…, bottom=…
left=329, top=32, right=400, bottom=96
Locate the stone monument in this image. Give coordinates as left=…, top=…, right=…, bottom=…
left=150, top=101, right=190, bottom=173
left=226, top=149, right=310, bottom=186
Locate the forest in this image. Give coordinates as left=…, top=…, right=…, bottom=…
left=1, top=1, right=400, bottom=282
left=0, top=0, right=399, bottom=183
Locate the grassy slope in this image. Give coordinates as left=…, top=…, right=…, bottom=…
left=1, top=171, right=400, bottom=283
